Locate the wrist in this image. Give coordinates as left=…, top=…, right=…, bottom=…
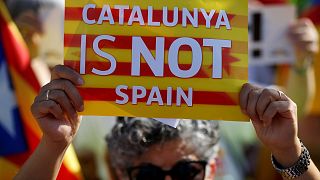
left=41, top=136, right=70, bottom=152
left=271, top=138, right=301, bottom=168
left=271, top=140, right=311, bottom=179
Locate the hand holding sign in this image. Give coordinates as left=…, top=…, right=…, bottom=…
left=31, top=65, right=84, bottom=146
left=239, top=83, right=302, bottom=168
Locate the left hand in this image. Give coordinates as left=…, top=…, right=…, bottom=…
left=288, top=18, right=319, bottom=55
left=239, top=83, right=300, bottom=166
left=31, top=65, right=84, bottom=147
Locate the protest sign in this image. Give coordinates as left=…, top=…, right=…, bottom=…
left=249, top=5, right=296, bottom=65
left=64, top=0, right=248, bottom=121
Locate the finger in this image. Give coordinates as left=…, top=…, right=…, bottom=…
left=290, top=38, right=318, bottom=53
left=289, top=21, right=318, bottom=43
left=256, top=89, right=285, bottom=119
left=291, top=33, right=317, bottom=44
left=74, top=116, right=82, bottom=132
left=288, top=29, right=316, bottom=43
left=296, top=40, right=318, bottom=48
left=48, top=90, right=78, bottom=121
left=41, top=80, right=84, bottom=112
left=31, top=100, right=65, bottom=120
left=247, top=89, right=262, bottom=122
left=70, top=116, right=82, bottom=136
left=297, top=42, right=319, bottom=53
left=51, top=65, right=84, bottom=85
left=289, top=18, right=312, bottom=29
left=262, top=101, right=292, bottom=127
left=290, top=32, right=311, bottom=44
left=250, top=118, right=263, bottom=134
left=304, top=43, right=319, bottom=53
left=289, top=27, right=306, bottom=37
left=34, top=94, right=43, bottom=103
left=239, top=83, right=260, bottom=113
left=297, top=18, right=313, bottom=27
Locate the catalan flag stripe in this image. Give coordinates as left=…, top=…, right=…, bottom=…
left=64, top=47, right=248, bottom=66
left=64, top=7, right=248, bottom=28
left=82, top=101, right=249, bottom=120
left=64, top=60, right=248, bottom=80
left=65, top=1, right=248, bottom=16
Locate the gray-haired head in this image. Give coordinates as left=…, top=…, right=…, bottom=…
left=106, top=117, right=220, bottom=170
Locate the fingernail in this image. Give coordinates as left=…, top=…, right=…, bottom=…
left=73, top=114, right=78, bottom=120
left=79, top=105, right=84, bottom=112
left=78, top=78, right=84, bottom=85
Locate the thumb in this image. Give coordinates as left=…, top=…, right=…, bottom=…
left=250, top=118, right=263, bottom=134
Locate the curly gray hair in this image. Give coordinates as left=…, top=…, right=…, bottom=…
left=106, top=117, right=220, bottom=170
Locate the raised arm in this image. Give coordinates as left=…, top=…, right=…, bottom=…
left=240, top=83, right=320, bottom=180
left=285, top=18, right=319, bottom=118
left=15, top=65, right=84, bottom=180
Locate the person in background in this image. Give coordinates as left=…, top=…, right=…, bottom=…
left=14, top=65, right=320, bottom=180
left=106, top=117, right=219, bottom=180
left=8, top=1, right=118, bottom=179
left=248, top=0, right=319, bottom=117
left=251, top=1, right=320, bottom=179
left=6, top=0, right=43, bottom=58
left=5, top=0, right=62, bottom=86
left=0, top=1, right=81, bottom=179
left=295, top=0, right=320, bottom=171
left=5, top=0, right=54, bottom=59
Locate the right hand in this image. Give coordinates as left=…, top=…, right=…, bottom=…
left=240, top=83, right=301, bottom=167
left=31, top=65, right=84, bottom=147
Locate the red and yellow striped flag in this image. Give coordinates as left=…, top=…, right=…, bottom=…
left=64, top=0, right=248, bottom=121
left=0, top=2, right=81, bottom=179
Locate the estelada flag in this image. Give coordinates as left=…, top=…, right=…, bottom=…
left=0, top=2, right=82, bottom=179
left=64, top=0, right=248, bottom=121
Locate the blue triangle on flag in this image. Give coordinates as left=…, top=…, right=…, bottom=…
left=0, top=39, right=28, bottom=156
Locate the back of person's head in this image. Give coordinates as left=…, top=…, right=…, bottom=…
left=106, top=117, right=219, bottom=179
left=5, top=0, right=59, bottom=58
left=6, top=0, right=62, bottom=19
left=6, top=0, right=43, bottom=19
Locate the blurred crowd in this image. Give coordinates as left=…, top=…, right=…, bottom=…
left=1, top=0, right=320, bottom=179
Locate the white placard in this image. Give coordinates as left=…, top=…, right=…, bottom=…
left=249, top=5, right=296, bottom=65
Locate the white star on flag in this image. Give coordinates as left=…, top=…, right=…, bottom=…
left=0, top=61, right=18, bottom=138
